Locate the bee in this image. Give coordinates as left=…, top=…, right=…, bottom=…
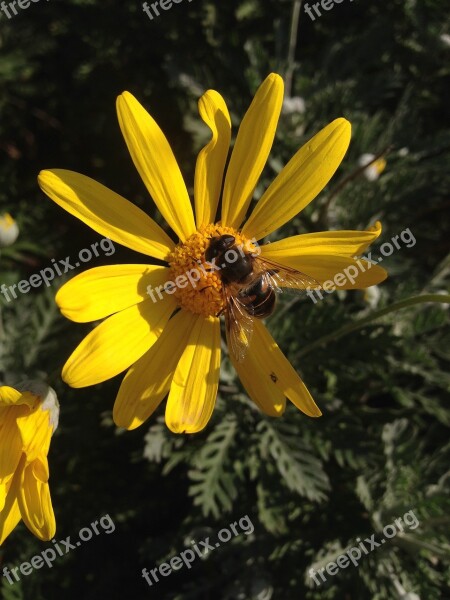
left=204, top=235, right=320, bottom=362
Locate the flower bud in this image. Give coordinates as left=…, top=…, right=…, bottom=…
left=0, top=213, right=19, bottom=247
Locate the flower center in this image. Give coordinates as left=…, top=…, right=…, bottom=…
left=167, top=224, right=257, bottom=317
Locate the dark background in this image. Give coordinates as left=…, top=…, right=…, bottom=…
left=0, top=0, right=449, bottom=598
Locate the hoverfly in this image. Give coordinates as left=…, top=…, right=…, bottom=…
left=204, top=235, right=320, bottom=362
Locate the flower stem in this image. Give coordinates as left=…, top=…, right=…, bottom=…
left=285, top=0, right=303, bottom=98
left=298, top=294, right=450, bottom=357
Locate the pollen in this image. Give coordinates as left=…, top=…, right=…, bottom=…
left=167, top=223, right=257, bottom=317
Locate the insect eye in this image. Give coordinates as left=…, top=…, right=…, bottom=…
left=220, top=235, right=236, bottom=249
left=205, top=237, right=220, bottom=261
left=205, top=247, right=216, bottom=261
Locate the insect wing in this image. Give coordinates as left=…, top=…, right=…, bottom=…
left=223, top=285, right=254, bottom=363
left=252, top=256, right=321, bottom=294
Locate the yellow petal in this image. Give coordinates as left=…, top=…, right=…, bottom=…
left=194, top=90, right=231, bottom=228
left=62, top=296, right=176, bottom=388
left=0, top=410, right=22, bottom=484
left=116, top=92, right=195, bottom=241
left=165, top=316, right=221, bottom=434
left=16, top=408, right=52, bottom=462
left=264, top=254, right=387, bottom=290
left=0, top=386, right=22, bottom=406
left=56, top=264, right=169, bottom=323
left=231, top=353, right=286, bottom=417
left=261, top=221, right=382, bottom=259
left=221, top=73, right=284, bottom=229
left=243, top=118, right=351, bottom=240
left=18, top=461, right=55, bottom=541
left=38, top=169, right=174, bottom=260
left=0, top=464, right=22, bottom=544
left=114, top=310, right=198, bottom=430
left=236, top=321, right=321, bottom=417
left=33, top=456, right=50, bottom=483
left=0, top=387, right=38, bottom=409
left=0, top=483, right=6, bottom=512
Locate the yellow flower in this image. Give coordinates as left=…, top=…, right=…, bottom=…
left=0, top=382, right=59, bottom=544
left=0, top=213, right=19, bottom=247
left=358, top=153, right=387, bottom=181
left=38, top=73, right=387, bottom=434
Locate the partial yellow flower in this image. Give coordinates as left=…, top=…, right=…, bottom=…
left=0, top=382, right=59, bottom=544
left=38, top=73, right=387, bottom=434
left=0, top=213, right=19, bottom=248
left=358, top=153, right=387, bottom=181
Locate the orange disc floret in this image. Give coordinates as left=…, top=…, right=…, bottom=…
left=167, top=223, right=258, bottom=317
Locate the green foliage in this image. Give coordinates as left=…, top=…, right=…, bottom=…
left=188, top=414, right=239, bottom=517
left=256, top=420, right=330, bottom=501
left=1, top=0, right=449, bottom=598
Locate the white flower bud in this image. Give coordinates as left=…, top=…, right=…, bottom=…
left=358, top=153, right=386, bottom=181
left=363, top=285, right=381, bottom=309
left=282, top=96, right=306, bottom=114
left=0, top=213, right=19, bottom=247
left=16, top=380, right=60, bottom=432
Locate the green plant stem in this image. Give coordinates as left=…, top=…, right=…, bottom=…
left=285, top=0, right=303, bottom=98
left=298, top=294, right=450, bottom=357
